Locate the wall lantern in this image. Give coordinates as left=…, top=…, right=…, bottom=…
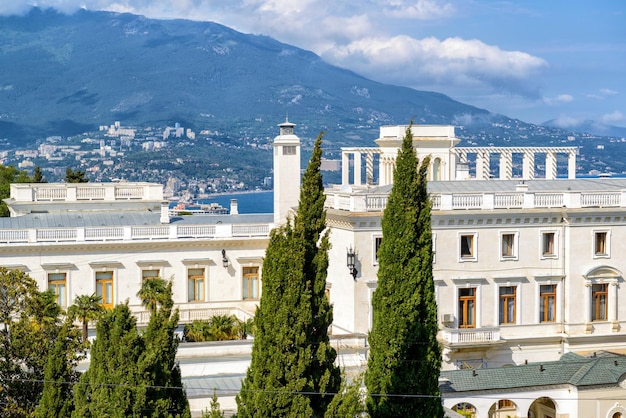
left=221, top=249, right=229, bottom=268
left=346, top=246, right=358, bottom=280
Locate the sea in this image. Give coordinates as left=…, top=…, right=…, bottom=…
left=194, top=191, right=273, bottom=214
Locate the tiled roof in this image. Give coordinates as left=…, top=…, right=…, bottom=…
left=440, top=352, right=626, bottom=393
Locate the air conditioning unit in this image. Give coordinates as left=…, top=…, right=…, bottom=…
left=441, top=314, right=454, bottom=324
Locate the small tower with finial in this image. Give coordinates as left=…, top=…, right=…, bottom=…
left=273, top=118, right=301, bottom=224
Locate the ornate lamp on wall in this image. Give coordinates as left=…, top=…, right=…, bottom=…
left=346, top=246, right=358, bottom=280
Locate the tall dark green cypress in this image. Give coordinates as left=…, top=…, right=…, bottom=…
left=139, top=278, right=190, bottom=418
left=72, top=304, right=147, bottom=418
left=365, top=124, right=443, bottom=417
left=237, top=132, right=340, bottom=417
left=35, top=320, right=84, bottom=418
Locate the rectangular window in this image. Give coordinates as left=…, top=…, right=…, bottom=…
left=142, top=269, right=160, bottom=281
left=542, top=232, right=556, bottom=257
left=540, top=284, right=556, bottom=322
left=460, top=234, right=475, bottom=260
left=48, top=272, right=67, bottom=307
left=501, top=233, right=515, bottom=258
left=499, top=286, right=516, bottom=324
left=187, top=268, right=205, bottom=302
left=591, top=283, right=608, bottom=321
left=283, top=145, right=296, bottom=155
left=458, top=288, right=476, bottom=328
left=595, top=232, right=608, bottom=256
left=96, top=271, right=114, bottom=309
left=374, top=236, right=382, bottom=264
left=243, top=267, right=259, bottom=300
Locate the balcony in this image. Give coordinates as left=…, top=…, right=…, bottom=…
left=439, top=327, right=502, bottom=348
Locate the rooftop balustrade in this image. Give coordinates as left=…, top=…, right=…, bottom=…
left=0, top=222, right=272, bottom=244
left=324, top=188, right=626, bottom=212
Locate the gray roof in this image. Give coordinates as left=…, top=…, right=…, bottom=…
left=0, top=211, right=273, bottom=229
left=440, top=352, right=626, bottom=393
left=183, top=373, right=244, bottom=398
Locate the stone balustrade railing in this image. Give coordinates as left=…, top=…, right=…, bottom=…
left=0, top=223, right=272, bottom=244
left=440, top=327, right=501, bottom=345
left=325, top=190, right=626, bottom=212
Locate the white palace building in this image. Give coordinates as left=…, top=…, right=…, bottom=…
left=4, top=122, right=626, bottom=417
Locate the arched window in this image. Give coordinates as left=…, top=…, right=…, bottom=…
left=433, top=158, right=441, bottom=181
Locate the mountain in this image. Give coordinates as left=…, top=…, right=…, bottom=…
left=0, top=8, right=623, bottom=175
left=543, top=119, right=626, bottom=138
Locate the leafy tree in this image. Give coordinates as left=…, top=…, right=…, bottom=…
left=65, top=167, right=89, bottom=183
left=0, top=268, right=82, bottom=417
left=138, top=276, right=168, bottom=315
left=35, top=319, right=85, bottom=418
left=0, top=165, right=34, bottom=216
left=365, top=124, right=443, bottom=417
left=324, top=373, right=367, bottom=418
left=33, top=166, right=47, bottom=182
left=237, top=132, right=340, bottom=417
left=67, top=293, right=104, bottom=343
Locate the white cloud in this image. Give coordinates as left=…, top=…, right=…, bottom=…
left=543, top=94, right=574, bottom=105
left=601, top=111, right=624, bottom=124
left=600, top=88, right=618, bottom=96
left=322, top=35, right=548, bottom=97
left=551, top=115, right=583, bottom=128
left=382, top=0, right=456, bottom=19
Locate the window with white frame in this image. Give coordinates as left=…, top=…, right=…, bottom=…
left=539, top=284, right=556, bottom=322
left=458, top=287, right=476, bottom=328
left=499, top=286, right=517, bottom=324
left=459, top=233, right=477, bottom=261
left=142, top=269, right=160, bottom=282
left=48, top=272, right=67, bottom=307
left=500, top=232, right=518, bottom=260
left=432, top=233, right=437, bottom=264
left=593, top=230, right=610, bottom=258
left=96, top=271, right=114, bottom=309
left=541, top=231, right=557, bottom=258
left=243, top=266, right=260, bottom=300
left=373, top=236, right=382, bottom=265
left=591, top=283, right=608, bottom=321
left=187, top=268, right=205, bottom=302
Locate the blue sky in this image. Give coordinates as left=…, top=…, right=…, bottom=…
left=3, top=0, right=625, bottom=128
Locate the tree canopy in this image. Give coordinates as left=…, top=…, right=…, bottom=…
left=365, top=123, right=443, bottom=417
left=237, top=132, right=340, bottom=417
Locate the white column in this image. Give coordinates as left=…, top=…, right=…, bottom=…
left=476, top=151, right=490, bottom=180
left=499, top=151, right=512, bottom=180
left=366, top=152, right=374, bottom=185
left=546, top=151, right=557, bottom=179
left=568, top=151, right=577, bottom=179
left=342, top=151, right=350, bottom=185
left=522, top=151, right=535, bottom=180
left=353, top=152, right=362, bottom=186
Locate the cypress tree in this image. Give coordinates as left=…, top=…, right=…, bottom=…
left=237, top=132, right=340, bottom=417
left=365, top=124, right=443, bottom=417
left=35, top=319, right=84, bottom=418
left=72, top=304, right=147, bottom=418
left=138, top=278, right=191, bottom=418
